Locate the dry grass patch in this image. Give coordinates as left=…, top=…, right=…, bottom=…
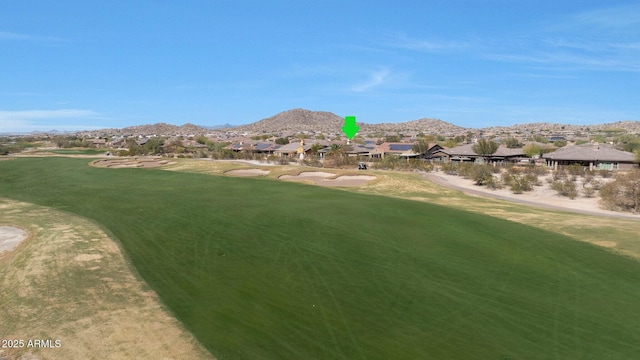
left=0, top=199, right=213, bottom=360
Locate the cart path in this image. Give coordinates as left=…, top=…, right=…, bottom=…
left=423, top=172, right=640, bottom=221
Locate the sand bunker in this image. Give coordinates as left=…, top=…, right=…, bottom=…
left=225, top=169, right=271, bottom=176
left=279, top=172, right=376, bottom=187
left=0, top=226, right=27, bottom=253
left=92, top=158, right=177, bottom=169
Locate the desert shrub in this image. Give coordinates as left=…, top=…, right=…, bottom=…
left=458, top=163, right=474, bottom=178
left=524, top=173, right=542, bottom=186
left=505, top=165, right=522, bottom=175
left=583, top=175, right=594, bottom=185
left=302, top=158, right=323, bottom=167
left=552, top=169, right=567, bottom=181
left=551, top=179, right=578, bottom=199
left=372, top=155, right=399, bottom=170
left=566, top=164, right=585, bottom=176
left=509, top=175, right=533, bottom=194
left=501, top=172, right=513, bottom=185
left=523, top=164, right=548, bottom=176
left=278, top=157, right=290, bottom=165
left=583, top=186, right=596, bottom=198
left=469, top=164, right=495, bottom=185
left=440, top=163, right=458, bottom=175
left=597, top=169, right=613, bottom=178
left=590, top=179, right=603, bottom=190
left=486, top=175, right=503, bottom=190
left=407, top=159, right=433, bottom=172
left=599, top=170, right=640, bottom=213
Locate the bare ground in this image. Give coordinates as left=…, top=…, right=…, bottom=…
left=0, top=199, right=214, bottom=360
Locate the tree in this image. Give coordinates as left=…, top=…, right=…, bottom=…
left=326, top=143, right=344, bottom=156
left=442, top=138, right=459, bottom=148
left=143, top=138, right=164, bottom=154
left=412, top=139, right=431, bottom=155
left=503, top=137, right=521, bottom=148
left=523, top=143, right=542, bottom=158
left=275, top=137, right=289, bottom=145
left=472, top=138, right=499, bottom=159
left=165, top=139, right=185, bottom=154
left=309, top=142, right=323, bottom=155
left=325, top=144, right=348, bottom=167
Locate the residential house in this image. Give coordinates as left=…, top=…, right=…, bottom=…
left=437, top=143, right=526, bottom=163
left=227, top=142, right=280, bottom=155
left=543, top=143, right=637, bottom=171
left=370, top=142, right=419, bottom=159
left=273, top=139, right=317, bottom=159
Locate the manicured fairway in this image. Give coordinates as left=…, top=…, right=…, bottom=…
left=2, top=157, right=640, bottom=359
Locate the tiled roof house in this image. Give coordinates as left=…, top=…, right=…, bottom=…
left=435, top=143, right=525, bottom=162
left=543, top=143, right=637, bottom=170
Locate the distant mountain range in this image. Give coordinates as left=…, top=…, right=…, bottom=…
left=70, top=108, right=640, bottom=137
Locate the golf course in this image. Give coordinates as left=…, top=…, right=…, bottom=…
left=2, top=157, right=640, bottom=359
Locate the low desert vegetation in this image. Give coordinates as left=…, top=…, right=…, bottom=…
left=2, top=158, right=640, bottom=359
left=599, top=170, right=640, bottom=213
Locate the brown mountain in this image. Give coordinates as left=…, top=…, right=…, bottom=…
left=78, top=108, right=640, bottom=137
left=89, top=123, right=209, bottom=136
left=232, top=109, right=467, bottom=135
left=481, top=121, right=640, bottom=134
left=232, top=108, right=345, bottom=133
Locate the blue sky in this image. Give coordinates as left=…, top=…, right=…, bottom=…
left=1, top=0, right=639, bottom=132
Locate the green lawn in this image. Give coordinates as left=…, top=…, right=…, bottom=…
left=1, top=157, right=640, bottom=359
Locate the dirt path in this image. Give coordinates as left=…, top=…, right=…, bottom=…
left=423, top=172, right=640, bottom=221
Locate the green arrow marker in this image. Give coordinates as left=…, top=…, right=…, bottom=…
left=342, top=116, right=359, bottom=140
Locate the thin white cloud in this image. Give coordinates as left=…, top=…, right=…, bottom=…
left=385, top=32, right=469, bottom=52
left=486, top=49, right=640, bottom=73
left=0, top=31, right=66, bottom=42
left=351, top=68, right=390, bottom=92
left=573, top=4, right=640, bottom=30
left=0, top=109, right=98, bottom=121
left=0, top=109, right=103, bottom=133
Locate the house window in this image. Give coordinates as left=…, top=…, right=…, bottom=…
left=613, top=162, right=619, bottom=170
